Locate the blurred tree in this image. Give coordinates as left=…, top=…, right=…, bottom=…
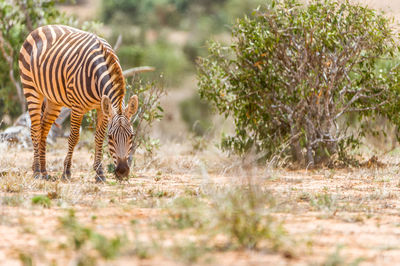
left=102, top=0, right=228, bottom=28
left=198, top=0, right=400, bottom=166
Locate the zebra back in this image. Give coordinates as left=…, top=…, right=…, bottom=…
left=19, top=25, right=126, bottom=113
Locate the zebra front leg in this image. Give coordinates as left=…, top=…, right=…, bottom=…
left=62, top=110, right=84, bottom=180
left=39, top=102, right=62, bottom=180
left=93, top=108, right=108, bottom=182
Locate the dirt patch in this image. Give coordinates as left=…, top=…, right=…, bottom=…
left=1, top=140, right=400, bottom=265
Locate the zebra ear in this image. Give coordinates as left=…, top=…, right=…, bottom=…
left=101, top=95, right=115, bottom=117
left=125, top=95, right=139, bottom=120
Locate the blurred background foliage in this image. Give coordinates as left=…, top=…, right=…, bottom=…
left=2, top=0, right=399, bottom=163
left=0, top=0, right=267, bottom=137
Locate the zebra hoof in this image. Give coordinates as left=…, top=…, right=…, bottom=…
left=33, top=172, right=41, bottom=179
left=62, top=170, right=71, bottom=180
left=41, top=173, right=51, bottom=180
left=95, top=175, right=106, bottom=183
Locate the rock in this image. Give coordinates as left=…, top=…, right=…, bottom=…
left=0, top=107, right=71, bottom=148
left=0, top=125, right=31, bottom=148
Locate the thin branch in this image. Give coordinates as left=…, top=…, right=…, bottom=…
left=123, top=66, right=156, bottom=77
left=346, top=101, right=388, bottom=113
left=113, top=34, right=122, bottom=52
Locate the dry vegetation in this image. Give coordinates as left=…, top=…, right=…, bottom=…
left=3, top=1, right=400, bottom=266
left=2, top=137, right=400, bottom=265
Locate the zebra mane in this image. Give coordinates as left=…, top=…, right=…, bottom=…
left=98, top=38, right=126, bottom=113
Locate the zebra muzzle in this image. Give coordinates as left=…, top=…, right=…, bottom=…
left=115, top=158, right=130, bottom=178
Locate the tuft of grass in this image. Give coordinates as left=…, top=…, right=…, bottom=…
left=320, top=245, right=364, bottom=266
left=298, top=192, right=312, bottom=202
left=156, top=196, right=207, bottom=230
left=212, top=185, right=286, bottom=251
left=5, top=182, right=23, bottom=193
left=310, top=193, right=338, bottom=212
left=131, top=240, right=155, bottom=260
left=169, top=240, right=211, bottom=264
left=147, top=188, right=174, bottom=198
left=2, top=195, right=24, bottom=206
left=18, top=251, right=34, bottom=266
left=59, top=209, right=125, bottom=260
left=31, top=195, right=51, bottom=208
left=47, top=182, right=61, bottom=199
left=0, top=172, right=25, bottom=193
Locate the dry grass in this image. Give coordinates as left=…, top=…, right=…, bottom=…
left=2, top=139, right=400, bottom=265
left=36, top=0, right=400, bottom=264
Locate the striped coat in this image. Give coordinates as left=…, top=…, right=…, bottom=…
left=19, top=25, right=138, bottom=181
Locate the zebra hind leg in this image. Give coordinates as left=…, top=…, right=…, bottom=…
left=25, top=93, right=44, bottom=179
left=39, top=101, right=62, bottom=180
left=93, top=108, right=107, bottom=182
left=62, top=110, right=84, bottom=180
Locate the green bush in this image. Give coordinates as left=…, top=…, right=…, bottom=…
left=197, top=0, right=400, bottom=166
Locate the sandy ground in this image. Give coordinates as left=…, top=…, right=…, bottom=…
left=1, top=139, right=400, bottom=265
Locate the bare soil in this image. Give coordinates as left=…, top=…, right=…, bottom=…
left=1, top=139, right=400, bottom=265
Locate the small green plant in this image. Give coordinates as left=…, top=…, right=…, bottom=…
left=212, top=185, right=285, bottom=250
left=147, top=189, right=174, bottom=198
left=59, top=209, right=125, bottom=260
left=160, top=196, right=207, bottom=230
left=18, top=251, right=34, bottom=266
left=169, top=240, right=211, bottom=264
left=310, top=193, right=337, bottom=212
left=107, top=163, right=115, bottom=174
left=31, top=195, right=51, bottom=208
left=298, top=192, right=312, bottom=202
left=153, top=171, right=163, bottom=182
left=133, top=243, right=152, bottom=259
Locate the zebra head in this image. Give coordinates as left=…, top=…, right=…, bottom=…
left=101, top=95, right=139, bottom=179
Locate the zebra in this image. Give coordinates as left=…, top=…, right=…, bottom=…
left=18, top=25, right=138, bottom=182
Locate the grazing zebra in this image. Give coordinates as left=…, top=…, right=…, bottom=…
left=18, top=25, right=138, bottom=182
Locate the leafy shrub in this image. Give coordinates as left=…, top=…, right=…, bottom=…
left=127, top=77, right=166, bottom=161
left=197, top=0, right=400, bottom=166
